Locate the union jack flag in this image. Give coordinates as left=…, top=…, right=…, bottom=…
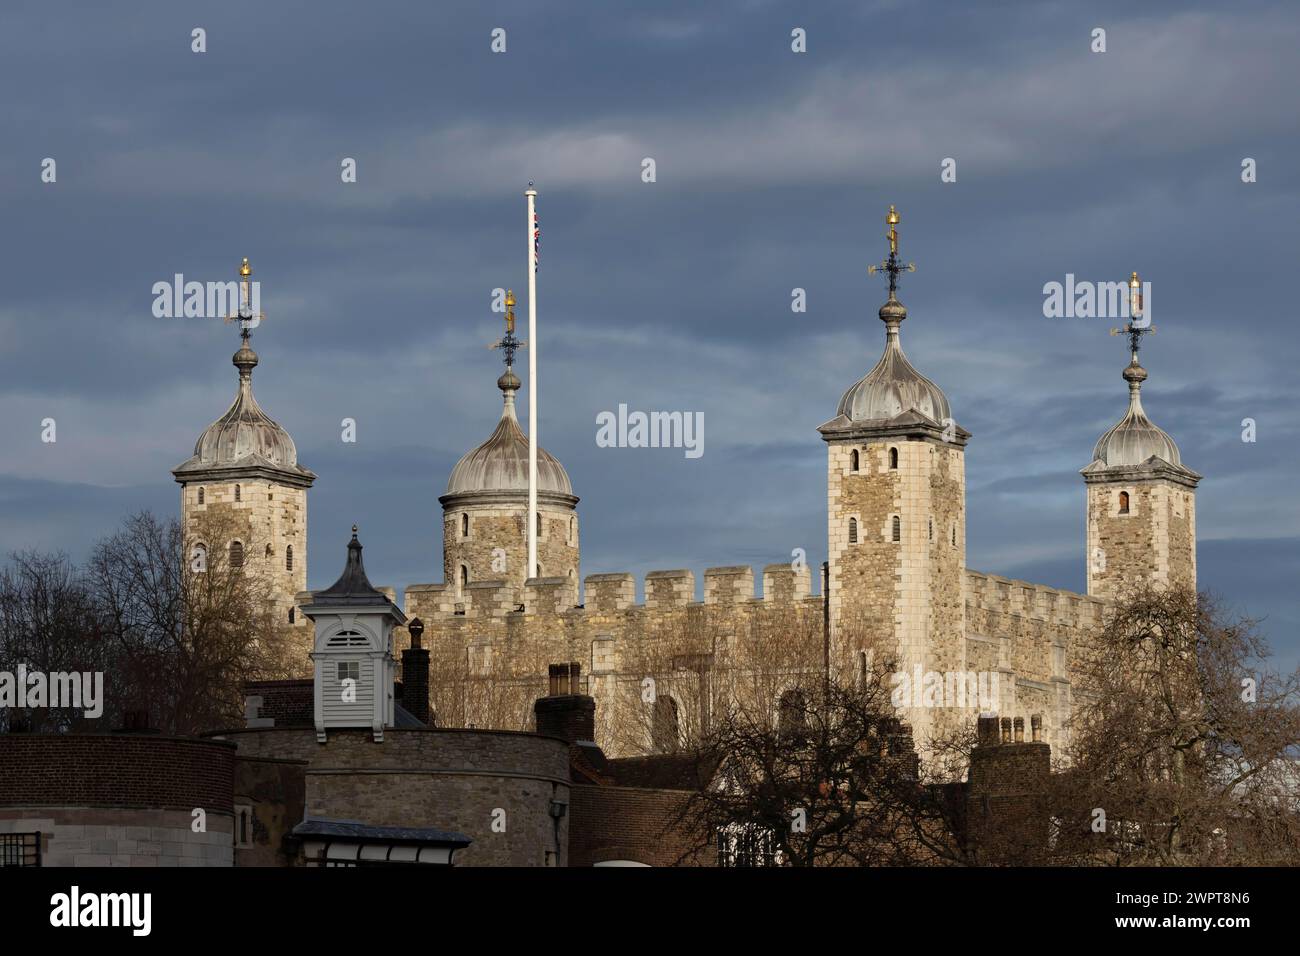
left=533, top=212, right=540, bottom=273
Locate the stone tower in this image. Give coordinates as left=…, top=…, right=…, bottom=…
left=173, top=259, right=316, bottom=654
left=1081, top=294, right=1200, bottom=601
left=818, top=207, right=969, bottom=742
left=439, top=292, right=579, bottom=609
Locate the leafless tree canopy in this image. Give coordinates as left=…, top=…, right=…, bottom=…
left=1, top=510, right=297, bottom=735
left=1048, top=584, right=1300, bottom=865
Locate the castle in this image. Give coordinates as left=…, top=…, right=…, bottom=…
left=171, top=210, right=1201, bottom=765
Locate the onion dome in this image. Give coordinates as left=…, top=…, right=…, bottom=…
left=834, top=294, right=952, bottom=425
left=819, top=205, right=967, bottom=445
left=1091, top=359, right=1183, bottom=467
left=173, top=331, right=315, bottom=486
left=444, top=366, right=574, bottom=499
left=173, top=259, right=314, bottom=488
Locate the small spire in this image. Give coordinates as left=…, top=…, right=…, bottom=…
left=1109, top=270, right=1157, bottom=397
left=489, top=287, right=524, bottom=413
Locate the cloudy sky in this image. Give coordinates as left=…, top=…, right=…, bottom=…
left=2, top=0, right=1297, bottom=668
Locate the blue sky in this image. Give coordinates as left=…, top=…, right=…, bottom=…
left=1, top=0, right=1297, bottom=668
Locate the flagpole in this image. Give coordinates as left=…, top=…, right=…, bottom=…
left=525, top=184, right=538, bottom=581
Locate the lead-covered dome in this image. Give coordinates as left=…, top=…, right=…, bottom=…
left=444, top=370, right=574, bottom=499
left=1091, top=360, right=1182, bottom=467
left=173, top=336, right=315, bottom=484
left=836, top=297, right=952, bottom=425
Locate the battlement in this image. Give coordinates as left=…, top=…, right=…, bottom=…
left=964, top=569, right=1105, bottom=629
left=402, top=562, right=822, bottom=624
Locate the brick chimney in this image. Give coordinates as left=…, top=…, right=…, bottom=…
left=401, top=618, right=431, bottom=726
left=534, top=662, right=595, bottom=743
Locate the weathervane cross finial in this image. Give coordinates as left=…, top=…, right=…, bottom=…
left=489, top=288, right=526, bottom=366
left=867, top=204, right=916, bottom=297
left=1109, top=271, right=1156, bottom=358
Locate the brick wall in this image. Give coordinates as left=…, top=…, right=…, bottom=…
left=0, top=734, right=235, bottom=812
left=569, top=785, right=713, bottom=867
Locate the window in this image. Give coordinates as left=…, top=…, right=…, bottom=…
left=461, top=513, right=469, bottom=537
left=929, top=517, right=934, bottom=541
left=235, top=484, right=242, bottom=503
left=889, top=447, right=899, bottom=469
left=265, top=543, right=273, bottom=558
left=197, top=487, right=205, bottom=505
left=569, top=516, right=575, bottom=542
left=1118, top=491, right=1130, bottom=514
left=288, top=608, right=295, bottom=624
left=536, top=513, right=543, bottom=538
left=230, top=541, right=244, bottom=569
left=286, top=545, right=294, bottom=572
left=952, top=524, right=957, bottom=546
left=850, top=449, right=859, bottom=472
left=778, top=689, right=808, bottom=739
left=848, top=518, right=858, bottom=544
left=891, top=515, right=901, bottom=542
left=191, top=543, right=207, bottom=571
left=337, top=661, right=360, bottom=682
left=858, top=650, right=870, bottom=688
left=0, top=832, right=41, bottom=867
left=717, top=823, right=776, bottom=868
left=235, top=805, right=253, bottom=849
left=459, top=564, right=468, bottom=592
left=652, top=696, right=680, bottom=753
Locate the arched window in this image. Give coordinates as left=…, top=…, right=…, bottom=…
left=229, top=541, right=244, bottom=569
left=461, top=513, right=469, bottom=537
left=952, top=524, right=957, bottom=547
left=1118, top=491, right=1130, bottom=514
left=459, top=564, right=469, bottom=592
left=858, top=650, right=870, bottom=688
left=286, top=545, right=294, bottom=572
left=234, top=484, right=241, bottom=503
left=197, top=487, right=205, bottom=505
left=265, top=543, right=273, bottom=559
left=778, top=689, right=808, bottom=739
left=850, top=449, right=859, bottom=472
left=848, top=518, right=858, bottom=544
left=889, top=447, right=899, bottom=469
left=891, top=515, right=901, bottom=542
left=569, top=516, right=575, bottom=542
left=652, top=696, right=680, bottom=753
left=536, top=512, right=543, bottom=537
left=191, top=543, right=207, bottom=572
left=288, top=608, right=296, bottom=624
left=928, top=517, right=934, bottom=541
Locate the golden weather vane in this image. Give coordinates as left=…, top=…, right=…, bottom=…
left=1109, top=271, right=1156, bottom=355
left=867, top=205, right=916, bottom=296
left=488, top=288, right=526, bottom=364
left=223, top=256, right=265, bottom=336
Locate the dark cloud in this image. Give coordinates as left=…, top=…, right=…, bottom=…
left=1, top=1, right=1297, bottom=662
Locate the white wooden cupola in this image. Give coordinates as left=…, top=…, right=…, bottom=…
left=301, top=525, right=406, bottom=743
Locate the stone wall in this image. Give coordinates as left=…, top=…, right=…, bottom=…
left=1086, top=478, right=1196, bottom=601
left=0, top=734, right=237, bottom=867
left=569, top=784, right=713, bottom=866
left=214, top=726, right=571, bottom=867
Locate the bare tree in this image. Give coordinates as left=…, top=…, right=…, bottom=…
left=0, top=551, right=113, bottom=732
left=84, top=510, right=297, bottom=734
left=1047, top=585, right=1300, bottom=865
left=673, top=646, right=969, bottom=867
